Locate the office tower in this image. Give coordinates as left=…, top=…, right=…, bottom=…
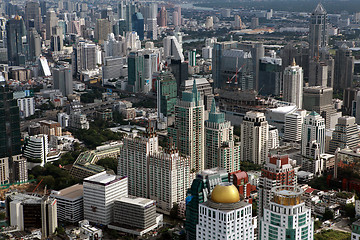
left=205, top=99, right=240, bottom=172
left=202, top=46, right=212, bottom=59
left=252, top=43, right=265, bottom=92
left=309, top=59, right=328, bottom=87
left=309, top=3, right=328, bottom=60
left=50, top=26, right=63, bottom=53
left=6, top=16, right=27, bottom=66
left=334, top=44, right=354, bottom=92
left=284, top=110, right=307, bottom=142
left=102, top=56, right=125, bottom=86
left=41, top=196, right=58, bottom=238
left=27, top=28, right=41, bottom=61
left=0, top=86, right=21, bottom=162
left=234, top=15, right=242, bottom=29
left=104, top=33, right=122, bottom=57
left=147, top=18, right=157, bottom=40
left=329, top=116, right=360, bottom=153
left=251, top=17, right=259, bottom=29
left=50, top=184, right=83, bottom=224
left=46, top=10, right=58, bottom=40
left=168, top=82, right=205, bottom=172
left=302, top=86, right=337, bottom=128
left=0, top=157, right=9, bottom=184
left=258, top=155, right=297, bottom=218
left=25, top=1, right=41, bottom=32
left=83, top=172, right=128, bottom=225
left=17, top=97, right=35, bottom=118
left=169, top=59, right=188, bottom=96
left=163, top=36, right=184, bottom=62
left=302, top=111, right=326, bottom=157
left=189, top=49, right=196, bottom=67
left=175, top=5, right=181, bottom=25
left=13, top=155, right=28, bottom=183
left=283, top=59, right=303, bottom=108
left=127, top=51, right=144, bottom=92
left=240, top=111, right=269, bottom=165
left=118, top=129, right=158, bottom=198
left=196, top=183, right=254, bottom=240
left=180, top=78, right=214, bottom=111
left=95, top=19, right=112, bottom=44
left=173, top=11, right=179, bottom=26
left=205, top=16, right=214, bottom=29
left=76, top=42, right=97, bottom=72
left=258, top=55, right=282, bottom=96
left=148, top=147, right=190, bottom=214
left=281, top=43, right=309, bottom=80
left=143, top=50, right=161, bottom=93
left=158, top=7, right=167, bottom=27
left=132, top=12, right=144, bottom=40
left=101, top=7, right=114, bottom=21
left=268, top=125, right=279, bottom=150
left=259, top=186, right=313, bottom=240
left=156, top=71, right=177, bottom=122
left=23, top=134, right=49, bottom=166
left=52, top=66, right=73, bottom=96
left=125, top=2, right=137, bottom=31
left=185, top=168, right=229, bottom=240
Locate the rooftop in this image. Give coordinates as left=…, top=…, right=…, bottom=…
left=84, top=171, right=117, bottom=184
left=50, top=184, right=83, bottom=200
left=117, top=196, right=155, bottom=208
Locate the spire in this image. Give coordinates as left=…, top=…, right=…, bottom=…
left=313, top=3, right=326, bottom=15
left=210, top=98, right=216, bottom=113
left=192, top=79, right=198, bottom=94
left=291, top=58, right=296, bottom=66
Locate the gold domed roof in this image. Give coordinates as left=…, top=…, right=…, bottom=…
left=211, top=183, right=240, bottom=203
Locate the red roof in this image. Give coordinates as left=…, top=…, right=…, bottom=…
left=269, top=155, right=289, bottom=165
left=305, top=188, right=315, bottom=194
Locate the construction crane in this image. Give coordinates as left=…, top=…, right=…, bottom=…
left=32, top=179, right=43, bottom=193
left=226, top=57, right=246, bottom=85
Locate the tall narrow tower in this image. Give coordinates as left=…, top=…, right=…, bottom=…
left=309, top=3, right=328, bottom=60
left=168, top=80, right=205, bottom=172
left=301, top=111, right=326, bottom=157
left=283, top=59, right=303, bottom=109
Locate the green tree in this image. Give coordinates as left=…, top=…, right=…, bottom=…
left=323, top=208, right=334, bottom=221
left=345, top=203, right=356, bottom=219
left=170, top=203, right=179, bottom=219
left=97, top=158, right=118, bottom=174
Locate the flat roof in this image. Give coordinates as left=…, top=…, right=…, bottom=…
left=84, top=171, right=117, bottom=184
left=117, top=196, right=155, bottom=207
left=51, top=184, right=83, bottom=200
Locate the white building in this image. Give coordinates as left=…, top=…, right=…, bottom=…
left=0, top=157, right=9, bottom=185
left=301, top=111, right=326, bottom=157
left=284, top=109, right=307, bottom=142
left=240, top=111, right=269, bottom=165
left=50, top=184, right=83, bottom=224
left=102, top=56, right=126, bottom=86
left=17, top=97, right=35, bottom=118
left=148, top=149, right=191, bottom=214
left=259, top=186, right=314, bottom=240
left=69, top=113, right=89, bottom=130
left=268, top=125, right=279, bottom=150
left=104, top=33, right=123, bottom=57
left=196, top=183, right=254, bottom=240
left=283, top=60, right=303, bottom=109
left=83, top=171, right=128, bottom=225
left=23, top=134, right=49, bottom=166
left=352, top=219, right=360, bottom=240
left=202, top=46, right=212, bottom=60
left=163, top=36, right=184, bottom=62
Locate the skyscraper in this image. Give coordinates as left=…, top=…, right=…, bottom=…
left=156, top=71, right=177, bottom=122
left=25, top=1, right=41, bottom=32
left=205, top=99, right=240, bottom=172
left=259, top=186, right=314, bottom=240
left=50, top=26, right=63, bottom=53
left=46, top=10, right=58, bottom=40
left=76, top=42, right=97, bottom=72
left=127, top=50, right=144, bottom=92
left=258, top=155, right=297, bottom=217
left=240, top=111, right=269, bottom=165
left=104, top=33, right=122, bottom=57
left=301, top=111, right=326, bottom=158
left=132, top=12, right=144, bottom=40
left=196, top=183, right=254, bottom=240
left=168, top=81, right=205, bottom=172
left=6, top=16, right=27, bottom=66
left=163, top=36, right=184, bottom=62
left=52, top=66, right=73, bottom=96
left=95, top=19, right=112, bottom=44
left=329, top=116, right=360, bottom=153
left=283, top=59, right=303, bottom=108
left=309, top=3, right=328, bottom=60
left=158, top=7, right=167, bottom=27
left=334, top=44, right=355, bottom=92
left=284, top=109, right=307, bottom=143
left=27, top=27, right=41, bottom=61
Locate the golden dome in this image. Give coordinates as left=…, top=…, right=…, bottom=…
left=211, top=183, right=240, bottom=203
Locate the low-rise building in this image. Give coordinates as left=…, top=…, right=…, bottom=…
left=352, top=219, right=360, bottom=240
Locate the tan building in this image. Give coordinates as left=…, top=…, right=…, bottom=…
left=39, top=120, right=62, bottom=136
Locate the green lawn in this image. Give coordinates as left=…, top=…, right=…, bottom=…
left=314, top=230, right=350, bottom=240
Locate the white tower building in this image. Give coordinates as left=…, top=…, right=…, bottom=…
left=283, top=59, right=304, bottom=109
left=240, top=111, right=269, bottom=165
left=284, top=109, right=307, bottom=142
left=301, top=111, right=326, bottom=157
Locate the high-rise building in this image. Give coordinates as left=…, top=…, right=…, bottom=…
left=0, top=157, right=9, bottom=185
left=175, top=5, right=181, bottom=25
left=329, top=116, right=360, bottom=153
left=258, top=155, right=297, bottom=218
left=104, top=33, right=122, bottom=57
left=301, top=111, right=326, bottom=158
left=180, top=78, right=214, bottom=111
left=234, top=15, right=242, bottom=29
left=76, top=42, right=97, bottom=72
left=41, top=196, right=58, bottom=238
left=6, top=16, right=27, bottom=66
left=284, top=109, right=307, bottom=143
left=95, top=19, right=112, bottom=44
left=280, top=43, right=309, bottom=81
left=240, top=111, right=269, bottom=165
left=25, top=1, right=41, bottom=32
left=23, top=134, right=49, bottom=166
left=102, top=56, right=125, bottom=86
left=148, top=147, right=190, bottom=214
left=283, top=59, right=303, bottom=108
left=118, top=130, right=158, bottom=198
left=132, top=12, right=144, bottom=40
left=27, top=28, right=41, bottom=61
left=309, top=3, right=328, bottom=60
left=196, top=183, right=254, bottom=240
left=46, top=10, right=58, bottom=40
left=189, top=49, right=196, bottom=67
left=258, top=56, right=282, bottom=96
left=185, top=168, right=229, bottom=240
left=83, top=172, right=128, bottom=225
left=168, top=82, right=205, bottom=172
left=163, top=36, right=184, bottom=62
left=259, top=186, right=314, bottom=240
left=268, top=125, right=280, bottom=150
left=158, top=7, right=167, bottom=27
left=205, top=99, right=240, bottom=172
left=12, top=155, right=28, bottom=183
left=50, top=26, right=63, bottom=53
left=334, top=44, right=354, bottom=92
left=127, top=50, right=144, bottom=92
left=147, top=18, right=157, bottom=40
left=53, top=66, right=73, bottom=96
left=173, top=11, right=179, bottom=26
left=17, top=97, right=35, bottom=118
left=308, top=60, right=328, bottom=87
left=156, top=71, right=177, bottom=121
left=205, top=16, right=213, bottom=29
